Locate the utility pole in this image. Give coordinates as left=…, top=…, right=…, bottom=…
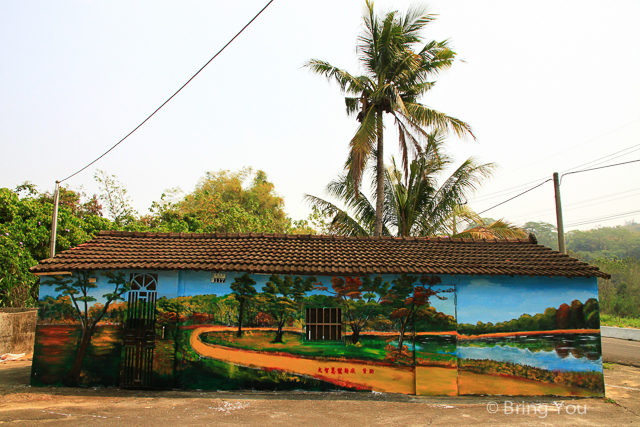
left=49, top=181, right=60, bottom=258
left=553, top=172, right=566, bottom=254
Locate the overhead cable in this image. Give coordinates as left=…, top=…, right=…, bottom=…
left=59, top=0, right=275, bottom=183
left=477, top=180, right=552, bottom=215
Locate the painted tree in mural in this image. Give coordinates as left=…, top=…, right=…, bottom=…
left=314, top=275, right=389, bottom=344
left=230, top=273, right=257, bottom=337
left=262, top=275, right=316, bottom=342
left=381, top=274, right=453, bottom=352
left=215, top=294, right=239, bottom=327
left=583, top=298, right=600, bottom=329
left=50, top=270, right=130, bottom=384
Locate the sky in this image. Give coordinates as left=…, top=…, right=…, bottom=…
left=2, top=0, right=639, bottom=232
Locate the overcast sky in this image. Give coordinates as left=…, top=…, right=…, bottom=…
left=2, top=0, right=639, bottom=232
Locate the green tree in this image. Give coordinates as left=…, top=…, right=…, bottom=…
left=381, top=274, right=454, bottom=351
left=523, top=222, right=558, bottom=250
left=305, top=137, right=495, bottom=237
left=262, top=275, right=316, bottom=342
left=230, top=273, right=257, bottom=337
left=49, top=271, right=130, bottom=384
left=94, top=169, right=138, bottom=227
left=0, top=184, right=113, bottom=307
left=147, top=168, right=293, bottom=233
left=314, top=275, right=389, bottom=344
left=305, top=1, right=474, bottom=236
left=583, top=298, right=600, bottom=329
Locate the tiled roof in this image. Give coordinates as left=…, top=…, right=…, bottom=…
left=30, top=230, right=610, bottom=279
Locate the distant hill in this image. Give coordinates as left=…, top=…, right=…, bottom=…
left=523, top=221, right=640, bottom=261
left=521, top=221, right=640, bottom=319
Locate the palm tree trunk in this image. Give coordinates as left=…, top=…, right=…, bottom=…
left=374, top=113, right=384, bottom=236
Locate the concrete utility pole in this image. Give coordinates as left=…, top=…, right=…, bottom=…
left=49, top=181, right=60, bottom=258
left=553, top=172, right=566, bottom=254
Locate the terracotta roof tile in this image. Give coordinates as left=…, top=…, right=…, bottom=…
left=29, top=230, right=610, bottom=279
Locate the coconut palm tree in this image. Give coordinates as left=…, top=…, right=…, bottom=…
left=446, top=205, right=527, bottom=239
left=304, top=136, right=503, bottom=238
left=305, top=1, right=474, bottom=236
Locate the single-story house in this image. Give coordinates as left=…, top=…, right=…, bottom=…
left=30, top=230, right=609, bottom=396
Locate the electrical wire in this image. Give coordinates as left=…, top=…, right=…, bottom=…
left=494, top=117, right=640, bottom=178
left=510, top=190, right=640, bottom=223
left=59, top=0, right=275, bottom=183
left=469, top=120, right=640, bottom=202
left=561, top=159, right=640, bottom=182
left=469, top=176, right=549, bottom=203
left=565, top=209, right=640, bottom=228
left=560, top=142, right=640, bottom=174
left=475, top=159, right=640, bottom=217
left=477, top=180, right=552, bottom=215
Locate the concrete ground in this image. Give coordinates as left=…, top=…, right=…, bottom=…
left=0, top=356, right=638, bottom=426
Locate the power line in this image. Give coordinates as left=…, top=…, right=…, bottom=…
left=495, top=117, right=640, bottom=178
left=469, top=119, right=640, bottom=202
left=475, top=159, right=640, bottom=217
left=469, top=176, right=549, bottom=203
left=471, top=147, right=638, bottom=204
left=561, top=143, right=640, bottom=174
left=510, top=189, right=640, bottom=223
left=565, top=209, right=640, bottom=228
left=561, top=159, right=640, bottom=181
left=477, top=180, right=552, bottom=215
left=59, top=0, right=275, bottom=183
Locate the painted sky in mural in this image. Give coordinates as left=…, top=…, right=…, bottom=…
left=456, top=276, right=598, bottom=324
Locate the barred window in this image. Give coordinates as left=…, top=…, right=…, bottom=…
left=305, top=307, right=342, bottom=341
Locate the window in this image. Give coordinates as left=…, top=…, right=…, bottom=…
left=129, top=273, right=158, bottom=300
left=305, top=307, right=342, bottom=341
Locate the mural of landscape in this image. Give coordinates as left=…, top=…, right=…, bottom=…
left=31, top=270, right=604, bottom=396
left=456, top=276, right=604, bottom=396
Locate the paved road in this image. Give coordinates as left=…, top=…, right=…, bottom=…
left=602, top=337, right=640, bottom=367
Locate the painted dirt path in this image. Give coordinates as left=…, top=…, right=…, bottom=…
left=189, top=326, right=420, bottom=394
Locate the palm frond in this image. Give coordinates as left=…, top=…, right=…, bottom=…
left=454, top=219, right=527, bottom=240
left=404, top=102, right=475, bottom=140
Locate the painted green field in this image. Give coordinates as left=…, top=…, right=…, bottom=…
left=174, top=329, right=345, bottom=391
left=199, top=330, right=391, bottom=362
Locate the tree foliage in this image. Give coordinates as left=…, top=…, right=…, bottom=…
left=230, top=273, right=257, bottom=337
left=0, top=167, right=308, bottom=307
left=0, top=184, right=109, bottom=307
left=49, top=270, right=130, bottom=384
left=262, top=274, right=316, bottom=342
left=305, top=1, right=473, bottom=236
left=144, top=168, right=295, bottom=234
left=314, top=275, right=390, bottom=344
left=458, top=298, right=600, bottom=335
left=381, top=274, right=454, bottom=351
left=305, top=136, right=500, bottom=237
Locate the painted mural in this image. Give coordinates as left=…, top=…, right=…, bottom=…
left=31, top=270, right=603, bottom=396
left=456, top=276, right=604, bottom=397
